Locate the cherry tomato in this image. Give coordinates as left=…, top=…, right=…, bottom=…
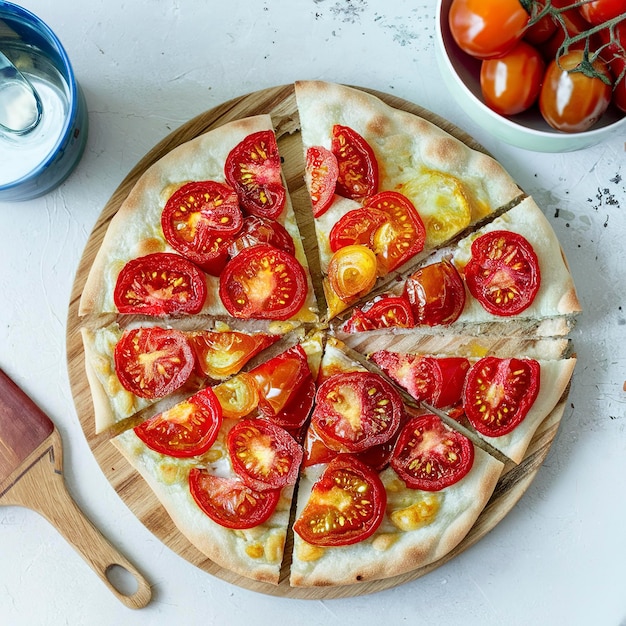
left=250, top=345, right=312, bottom=418
left=114, top=252, right=207, bottom=315
left=227, top=418, right=303, bottom=491
left=188, top=330, right=277, bottom=380
left=523, top=1, right=558, bottom=45
left=540, top=1, right=597, bottom=60
left=114, top=327, right=195, bottom=399
left=356, top=294, right=415, bottom=330
left=464, top=230, right=540, bottom=316
left=448, top=0, right=529, bottom=59
left=224, top=130, right=286, bottom=219
left=463, top=356, right=540, bottom=437
left=365, top=191, right=426, bottom=274
left=213, top=372, right=259, bottom=420
left=189, top=470, right=280, bottom=529
left=599, top=19, right=626, bottom=113
left=329, top=207, right=388, bottom=252
left=293, top=454, right=386, bottom=546
left=371, top=352, right=470, bottom=409
left=134, top=387, right=222, bottom=457
left=311, top=371, right=403, bottom=452
left=305, top=146, right=339, bottom=217
left=403, top=259, right=466, bottom=326
left=480, top=41, right=545, bottom=116
left=540, top=50, right=612, bottom=132
left=219, top=244, right=308, bottom=320
left=327, top=244, right=378, bottom=303
left=228, top=215, right=295, bottom=257
left=390, top=413, right=474, bottom=491
left=331, top=125, right=379, bottom=200
left=579, top=0, right=626, bottom=25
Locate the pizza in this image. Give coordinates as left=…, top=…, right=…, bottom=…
left=76, top=81, right=580, bottom=589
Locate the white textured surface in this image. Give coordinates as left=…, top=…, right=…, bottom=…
left=1, top=1, right=625, bottom=624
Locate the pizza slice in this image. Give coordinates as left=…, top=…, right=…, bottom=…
left=79, top=115, right=318, bottom=327
left=339, top=196, right=581, bottom=337
left=370, top=344, right=576, bottom=464
left=294, top=80, right=523, bottom=318
left=289, top=338, right=503, bottom=587
left=111, top=333, right=323, bottom=585
left=81, top=321, right=281, bottom=434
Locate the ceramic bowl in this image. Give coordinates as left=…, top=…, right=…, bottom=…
left=434, top=0, right=626, bottom=152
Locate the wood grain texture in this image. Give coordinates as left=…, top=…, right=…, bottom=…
left=66, top=84, right=569, bottom=598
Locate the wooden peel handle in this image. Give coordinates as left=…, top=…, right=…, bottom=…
left=4, top=432, right=152, bottom=609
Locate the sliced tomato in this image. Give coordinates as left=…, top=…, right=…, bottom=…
left=305, top=146, right=339, bottom=217
left=266, top=375, right=316, bottom=433
left=391, top=413, right=474, bottom=491
left=327, top=244, right=378, bottom=303
left=212, top=372, right=259, bottom=420
left=228, top=215, right=295, bottom=257
left=463, top=357, right=540, bottom=437
left=250, top=344, right=311, bottom=417
left=114, top=327, right=194, bottom=399
left=224, top=130, right=286, bottom=219
left=114, top=252, right=207, bottom=315
left=303, top=426, right=339, bottom=467
left=189, top=330, right=278, bottom=380
left=464, top=230, right=541, bottom=317
left=403, top=259, right=466, bottom=326
left=219, top=244, right=308, bottom=320
left=227, top=418, right=303, bottom=490
left=359, top=294, right=415, bottom=330
left=371, top=352, right=470, bottom=409
left=331, top=125, right=379, bottom=200
left=134, top=387, right=222, bottom=457
left=293, top=454, right=386, bottom=546
left=366, top=191, right=426, bottom=273
left=329, top=206, right=388, bottom=252
left=189, top=470, right=280, bottom=529
left=311, top=371, right=403, bottom=453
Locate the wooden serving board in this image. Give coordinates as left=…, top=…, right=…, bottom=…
left=66, top=84, right=568, bottom=599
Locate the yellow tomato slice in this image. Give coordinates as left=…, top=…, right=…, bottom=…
left=327, top=245, right=378, bottom=303
left=213, top=372, right=259, bottom=419
left=400, top=172, right=471, bottom=247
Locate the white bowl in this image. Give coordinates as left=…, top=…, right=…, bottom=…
left=435, top=0, right=626, bottom=152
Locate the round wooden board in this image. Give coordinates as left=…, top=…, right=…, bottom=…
left=66, top=84, right=566, bottom=599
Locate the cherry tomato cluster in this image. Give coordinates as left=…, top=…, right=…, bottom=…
left=448, top=0, right=626, bottom=132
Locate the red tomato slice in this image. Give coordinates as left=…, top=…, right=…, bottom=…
left=265, top=375, right=316, bottom=433
left=228, top=215, right=295, bottom=257
left=134, top=387, right=222, bottom=457
left=188, top=330, right=278, bottom=380
left=329, top=206, right=388, bottom=252
left=311, top=371, right=403, bottom=453
left=341, top=308, right=377, bottom=333
left=293, top=454, right=386, bottom=546
left=391, top=413, right=474, bottom=491
left=114, top=327, right=195, bottom=399
left=331, top=124, right=379, bottom=200
left=463, top=356, right=540, bottom=437
left=371, top=352, right=470, bottom=409
left=189, top=469, right=280, bottom=529
left=403, top=259, right=466, bottom=326
left=227, top=418, right=303, bottom=490
left=365, top=191, right=426, bottom=273
left=250, top=344, right=311, bottom=417
left=305, top=146, right=339, bottom=218
left=303, top=426, right=338, bottom=467
left=464, top=230, right=541, bottom=317
left=361, top=294, right=415, bottom=329
left=219, top=244, right=308, bottom=320
left=224, top=130, right=286, bottom=219
left=114, top=252, right=207, bottom=315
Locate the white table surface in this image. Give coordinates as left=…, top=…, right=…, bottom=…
left=1, top=1, right=625, bottom=624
